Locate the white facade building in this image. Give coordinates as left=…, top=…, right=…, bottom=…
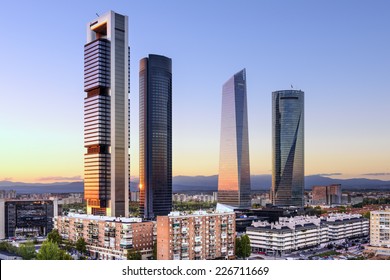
left=325, top=213, right=369, bottom=241
left=247, top=214, right=369, bottom=254
left=247, top=216, right=328, bottom=254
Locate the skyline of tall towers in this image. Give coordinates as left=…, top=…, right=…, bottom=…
left=139, top=54, right=173, bottom=219
left=83, top=11, right=130, bottom=217
left=271, top=90, right=304, bottom=207
left=218, top=69, right=251, bottom=208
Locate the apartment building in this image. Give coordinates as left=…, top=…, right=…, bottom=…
left=325, top=213, right=369, bottom=240
left=365, top=209, right=390, bottom=256
left=370, top=209, right=390, bottom=246
left=54, top=214, right=155, bottom=260
left=247, top=216, right=329, bottom=254
left=157, top=210, right=236, bottom=260
left=247, top=214, right=369, bottom=254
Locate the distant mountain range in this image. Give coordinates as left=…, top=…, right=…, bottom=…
left=1, top=175, right=390, bottom=194
left=170, top=175, right=390, bottom=192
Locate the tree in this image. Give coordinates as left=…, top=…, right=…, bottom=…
left=18, top=241, right=36, bottom=260
left=76, top=237, right=87, bottom=255
left=59, top=249, right=73, bottom=260
left=235, top=235, right=251, bottom=259
left=241, top=235, right=251, bottom=259
left=127, top=249, right=142, bottom=260
left=235, top=237, right=242, bottom=258
left=363, top=212, right=370, bottom=219
left=47, top=229, right=62, bottom=245
left=0, top=241, right=19, bottom=254
left=36, top=241, right=72, bottom=260
left=152, top=242, right=157, bottom=260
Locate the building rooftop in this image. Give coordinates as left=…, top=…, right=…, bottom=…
left=61, top=213, right=143, bottom=223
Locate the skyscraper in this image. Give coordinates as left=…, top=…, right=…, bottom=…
left=139, top=54, right=172, bottom=219
left=83, top=11, right=130, bottom=217
left=218, top=69, right=251, bottom=208
left=272, top=90, right=304, bottom=207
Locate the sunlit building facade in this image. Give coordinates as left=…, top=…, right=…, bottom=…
left=157, top=210, right=236, bottom=260
left=312, top=184, right=342, bottom=205
left=54, top=214, right=156, bottom=260
left=139, top=55, right=172, bottom=219
left=271, top=90, right=304, bottom=207
left=370, top=209, right=390, bottom=247
left=366, top=209, right=390, bottom=256
left=83, top=11, right=130, bottom=217
left=218, top=69, right=251, bottom=208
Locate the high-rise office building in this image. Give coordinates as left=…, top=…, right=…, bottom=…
left=83, top=11, right=130, bottom=217
left=218, top=69, right=251, bottom=208
left=271, top=90, right=304, bottom=207
left=139, top=54, right=172, bottom=219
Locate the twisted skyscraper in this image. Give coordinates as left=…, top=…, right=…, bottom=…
left=271, top=90, right=304, bottom=207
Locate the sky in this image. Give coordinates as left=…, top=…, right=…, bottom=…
left=0, top=0, right=389, bottom=183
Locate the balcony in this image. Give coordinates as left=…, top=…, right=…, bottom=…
left=173, top=223, right=180, bottom=228
left=194, top=246, right=202, bottom=252
left=195, top=236, right=202, bottom=242
left=120, top=239, right=133, bottom=249
left=122, top=233, right=133, bottom=238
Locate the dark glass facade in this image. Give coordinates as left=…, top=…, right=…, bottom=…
left=272, top=90, right=304, bottom=207
left=218, top=69, right=251, bottom=208
left=139, top=54, right=172, bottom=219
left=4, top=200, right=55, bottom=238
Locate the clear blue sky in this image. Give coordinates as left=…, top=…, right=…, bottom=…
left=1, top=0, right=389, bottom=182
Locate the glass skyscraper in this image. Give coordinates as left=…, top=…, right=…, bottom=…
left=139, top=54, right=172, bottom=219
left=218, top=69, right=251, bottom=208
left=83, top=11, right=130, bottom=217
left=272, top=90, right=304, bottom=207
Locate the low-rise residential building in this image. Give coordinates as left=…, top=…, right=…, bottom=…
left=325, top=213, right=369, bottom=240
left=54, top=214, right=156, bottom=260
left=247, top=216, right=329, bottom=254
left=157, top=207, right=236, bottom=260
left=246, top=213, right=369, bottom=254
